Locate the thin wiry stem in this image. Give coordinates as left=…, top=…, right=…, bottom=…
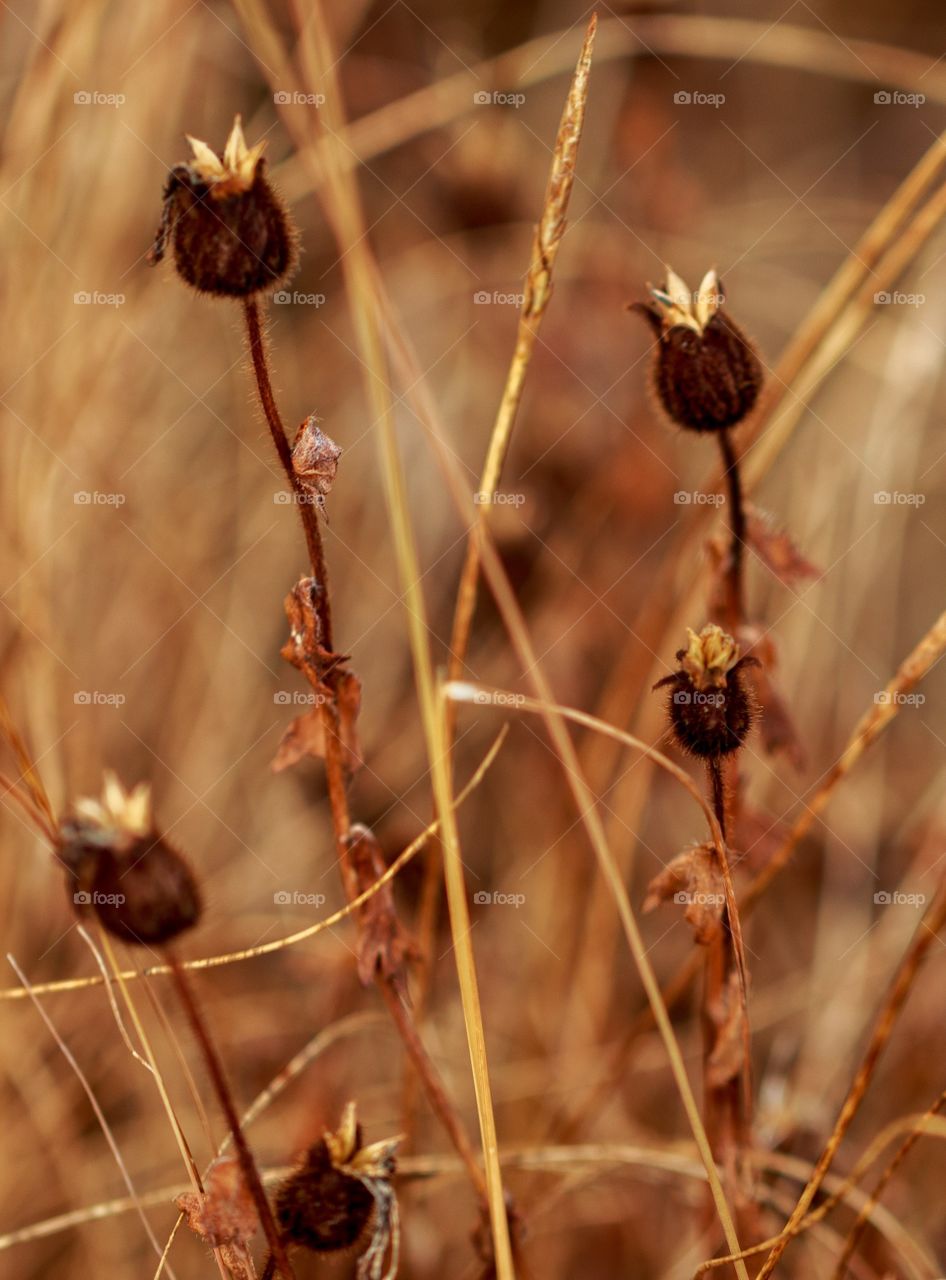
left=167, top=956, right=295, bottom=1280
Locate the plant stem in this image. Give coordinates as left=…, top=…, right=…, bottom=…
left=167, top=955, right=295, bottom=1280
left=243, top=296, right=334, bottom=651
left=379, top=977, right=488, bottom=1204
left=704, top=757, right=755, bottom=1238
left=244, top=291, right=489, bottom=1208
left=717, top=428, right=747, bottom=631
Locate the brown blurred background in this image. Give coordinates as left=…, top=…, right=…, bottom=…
left=1, top=1, right=945, bottom=1276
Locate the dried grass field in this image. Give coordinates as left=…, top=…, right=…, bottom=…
left=1, top=1, right=946, bottom=1278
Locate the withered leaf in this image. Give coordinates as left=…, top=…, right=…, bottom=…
left=176, top=1156, right=258, bottom=1250
left=643, top=843, right=725, bottom=945
left=746, top=505, right=820, bottom=586
left=347, top=823, right=418, bottom=997
left=706, top=971, right=747, bottom=1090
left=272, top=672, right=363, bottom=775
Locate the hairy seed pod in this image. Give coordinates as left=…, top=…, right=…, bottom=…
left=273, top=1103, right=400, bottom=1270
left=149, top=116, right=297, bottom=299
left=59, top=773, right=201, bottom=945
left=655, top=625, right=757, bottom=758
left=275, top=1137, right=375, bottom=1254
left=631, top=267, right=762, bottom=433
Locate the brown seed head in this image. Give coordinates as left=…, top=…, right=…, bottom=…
left=59, top=773, right=201, bottom=945
left=149, top=116, right=297, bottom=299
left=655, top=625, right=757, bottom=758
left=631, top=267, right=762, bottom=433
left=274, top=1102, right=400, bottom=1268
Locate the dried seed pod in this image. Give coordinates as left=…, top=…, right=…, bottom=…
left=654, top=624, right=758, bottom=758
left=631, top=267, right=762, bottom=433
left=273, top=1103, right=400, bottom=1279
left=149, top=116, right=297, bottom=299
left=59, top=773, right=201, bottom=945
left=292, top=416, right=341, bottom=505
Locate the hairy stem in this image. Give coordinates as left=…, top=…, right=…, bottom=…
left=167, top=955, right=295, bottom=1280
left=246, top=294, right=488, bottom=1207
left=243, top=296, right=334, bottom=650
left=703, top=757, right=754, bottom=1237
left=717, top=429, right=747, bottom=628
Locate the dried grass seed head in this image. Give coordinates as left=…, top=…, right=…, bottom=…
left=631, top=266, right=762, bottom=433
left=655, top=624, right=758, bottom=758
left=149, top=115, right=297, bottom=299
left=59, top=772, right=202, bottom=945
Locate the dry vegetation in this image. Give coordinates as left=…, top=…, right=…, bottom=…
left=1, top=1, right=946, bottom=1277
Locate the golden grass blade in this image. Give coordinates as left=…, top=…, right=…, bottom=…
left=447, top=14, right=597, bottom=692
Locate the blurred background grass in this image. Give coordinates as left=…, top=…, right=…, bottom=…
left=1, top=1, right=945, bottom=1276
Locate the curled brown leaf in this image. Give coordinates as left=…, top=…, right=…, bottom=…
left=643, top=843, right=725, bottom=945
left=347, top=823, right=418, bottom=997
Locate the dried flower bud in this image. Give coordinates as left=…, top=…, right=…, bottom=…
left=631, top=267, right=762, bottom=433
left=273, top=1103, right=400, bottom=1279
left=59, top=773, right=201, bottom=945
left=149, top=116, right=297, bottom=299
left=292, top=416, right=342, bottom=508
left=654, top=625, right=757, bottom=758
